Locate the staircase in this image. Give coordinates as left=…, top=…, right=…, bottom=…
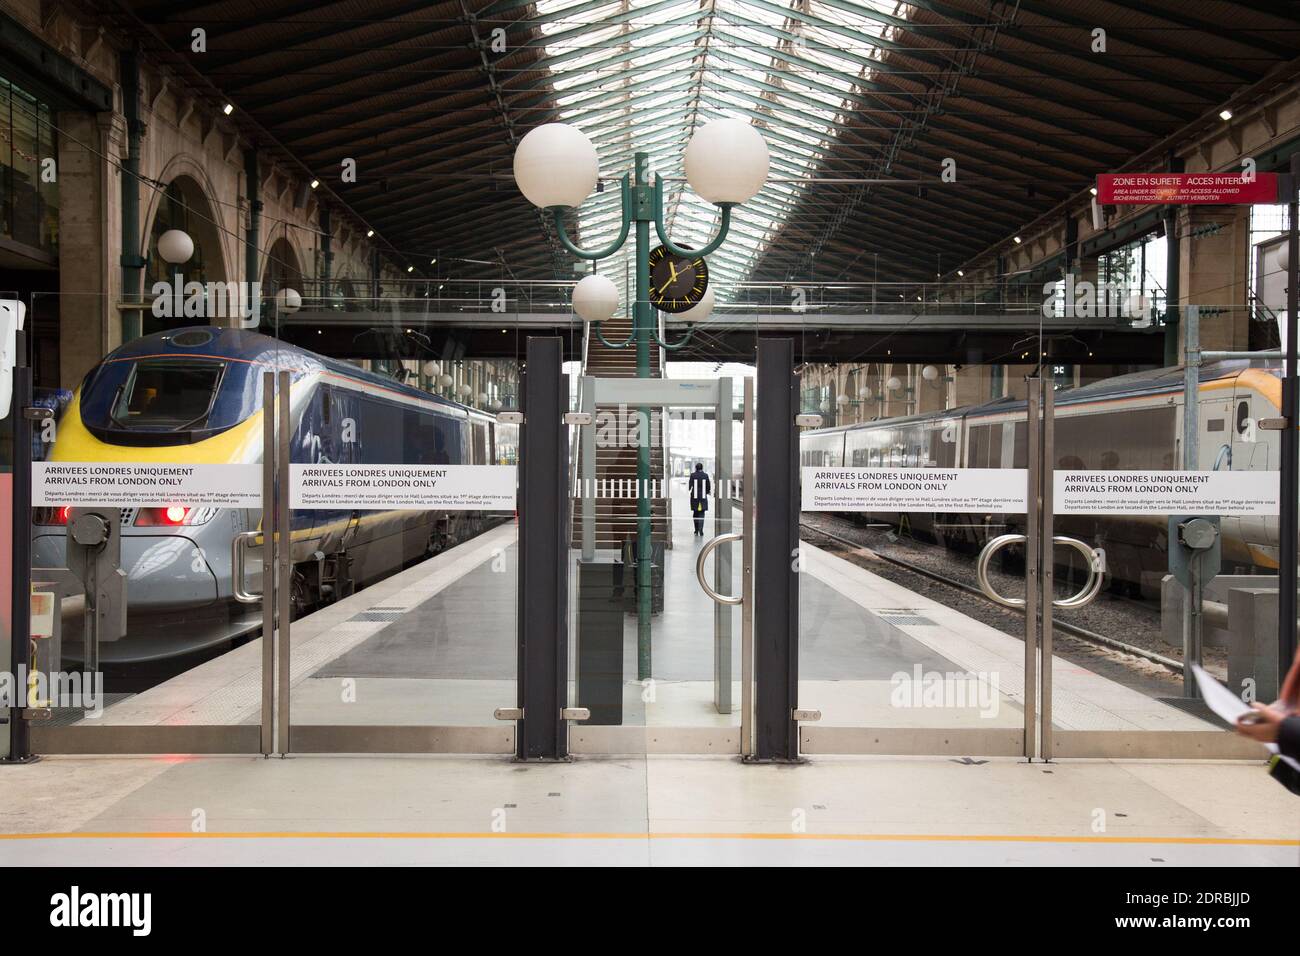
left=574, top=315, right=670, bottom=550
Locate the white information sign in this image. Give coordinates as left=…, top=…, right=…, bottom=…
left=33, top=462, right=261, bottom=507
left=291, top=464, right=516, bottom=511
left=802, top=467, right=1028, bottom=513
left=1055, top=470, right=1279, bottom=516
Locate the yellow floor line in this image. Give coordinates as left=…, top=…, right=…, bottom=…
left=1, top=832, right=1295, bottom=845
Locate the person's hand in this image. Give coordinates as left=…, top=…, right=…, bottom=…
left=1234, top=703, right=1285, bottom=743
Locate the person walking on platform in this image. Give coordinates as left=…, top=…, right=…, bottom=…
left=688, top=462, right=711, bottom=537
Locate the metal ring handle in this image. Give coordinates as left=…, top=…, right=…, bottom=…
left=695, top=532, right=743, bottom=606
left=1052, top=536, right=1105, bottom=609
left=232, top=531, right=262, bottom=604
left=976, top=534, right=1028, bottom=608
left=975, top=533, right=1105, bottom=610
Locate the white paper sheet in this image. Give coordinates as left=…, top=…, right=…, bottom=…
left=1192, top=664, right=1300, bottom=771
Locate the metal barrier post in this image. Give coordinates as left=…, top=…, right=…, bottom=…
left=261, top=370, right=275, bottom=756
left=5, top=342, right=32, bottom=763
left=741, top=376, right=755, bottom=759
left=276, top=370, right=291, bottom=755
left=713, top=377, right=733, bottom=714
left=514, top=337, right=570, bottom=760
left=1279, top=155, right=1299, bottom=680
left=753, top=339, right=799, bottom=762
left=1182, top=305, right=1201, bottom=698
left=1041, top=378, right=1055, bottom=761
left=1024, top=378, right=1040, bottom=760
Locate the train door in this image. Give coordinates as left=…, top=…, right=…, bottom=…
left=20, top=295, right=272, bottom=756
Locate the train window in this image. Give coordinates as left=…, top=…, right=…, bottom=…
left=1236, top=400, right=1250, bottom=435
left=1206, top=419, right=1224, bottom=432
left=320, top=388, right=332, bottom=426
left=110, top=359, right=225, bottom=431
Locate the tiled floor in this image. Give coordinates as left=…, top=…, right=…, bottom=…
left=0, top=753, right=1295, bottom=866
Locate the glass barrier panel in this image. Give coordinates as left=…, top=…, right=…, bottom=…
left=26, top=292, right=266, bottom=751
left=795, top=338, right=1031, bottom=755
left=1044, top=322, right=1285, bottom=759
left=273, top=290, right=529, bottom=747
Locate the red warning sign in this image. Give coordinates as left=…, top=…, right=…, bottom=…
left=1097, top=172, right=1280, bottom=205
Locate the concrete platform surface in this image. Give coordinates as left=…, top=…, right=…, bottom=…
left=0, top=753, right=1295, bottom=866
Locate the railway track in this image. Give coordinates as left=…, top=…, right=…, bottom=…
left=800, top=520, right=1185, bottom=674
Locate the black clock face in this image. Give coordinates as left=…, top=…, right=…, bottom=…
left=648, top=244, right=708, bottom=314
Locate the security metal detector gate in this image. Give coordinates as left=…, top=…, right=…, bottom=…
left=566, top=372, right=750, bottom=754
left=561, top=338, right=807, bottom=758
left=576, top=374, right=741, bottom=710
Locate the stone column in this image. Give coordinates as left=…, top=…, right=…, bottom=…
left=57, top=110, right=124, bottom=389
left=1179, top=203, right=1251, bottom=352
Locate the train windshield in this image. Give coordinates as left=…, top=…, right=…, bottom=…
left=111, top=359, right=226, bottom=431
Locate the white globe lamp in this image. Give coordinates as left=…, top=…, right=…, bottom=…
left=276, top=288, right=301, bottom=315
left=683, top=119, right=770, bottom=205
left=513, top=123, right=599, bottom=209
left=676, top=286, right=715, bottom=324
left=835, top=393, right=850, bottom=406
left=921, top=364, right=940, bottom=382
left=1275, top=242, right=1289, bottom=274
left=437, top=373, right=453, bottom=388
left=572, top=273, right=620, bottom=324
left=886, top=375, right=902, bottom=392
left=157, top=228, right=194, bottom=265
left=858, top=386, right=872, bottom=400
left=458, top=383, right=472, bottom=398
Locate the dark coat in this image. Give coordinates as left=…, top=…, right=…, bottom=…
left=689, top=469, right=711, bottom=514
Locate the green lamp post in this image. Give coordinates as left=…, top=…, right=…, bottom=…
left=514, top=119, right=769, bottom=680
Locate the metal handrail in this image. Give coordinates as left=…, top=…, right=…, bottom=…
left=975, top=533, right=1105, bottom=610
left=232, top=531, right=261, bottom=604
left=695, top=532, right=744, bottom=606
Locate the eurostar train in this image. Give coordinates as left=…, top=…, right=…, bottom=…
left=33, top=326, right=516, bottom=663
left=800, top=361, right=1288, bottom=597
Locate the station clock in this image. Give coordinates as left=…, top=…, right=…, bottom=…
left=647, top=244, right=709, bottom=314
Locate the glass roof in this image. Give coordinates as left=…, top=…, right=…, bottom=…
left=532, top=0, right=903, bottom=311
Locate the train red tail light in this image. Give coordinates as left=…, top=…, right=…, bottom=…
left=135, top=506, right=191, bottom=527
left=34, top=506, right=69, bottom=526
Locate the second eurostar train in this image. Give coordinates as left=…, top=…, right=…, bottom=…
left=800, top=361, right=1287, bottom=596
